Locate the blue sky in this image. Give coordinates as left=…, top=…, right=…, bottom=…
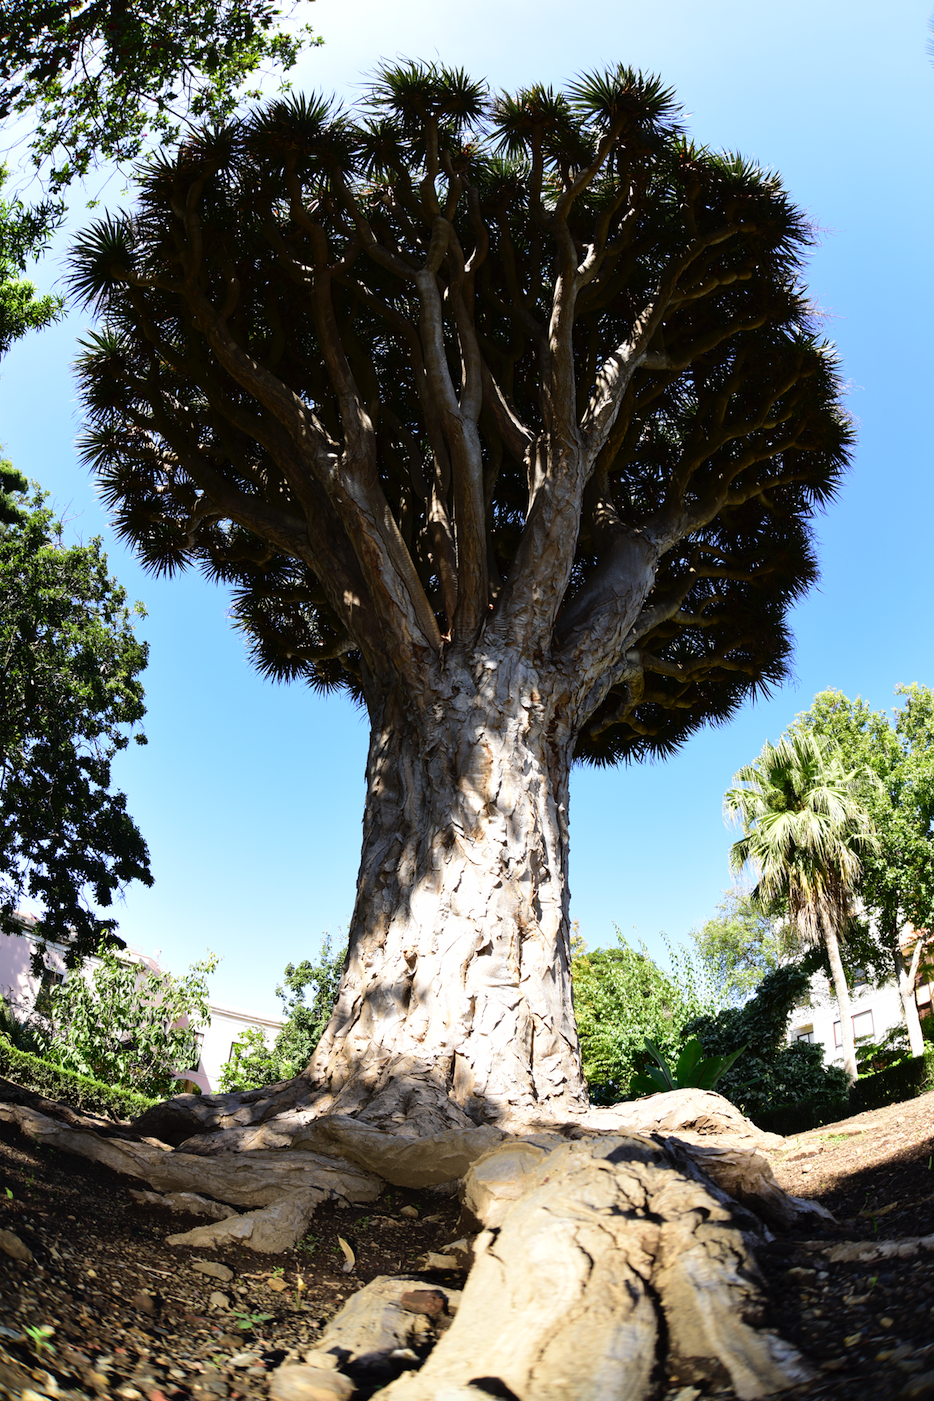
left=1, top=1, right=932, bottom=1018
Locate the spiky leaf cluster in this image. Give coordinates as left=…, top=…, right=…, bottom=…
left=72, top=62, right=852, bottom=760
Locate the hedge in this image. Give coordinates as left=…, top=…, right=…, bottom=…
left=753, top=1094, right=850, bottom=1137
left=0, top=1032, right=158, bottom=1121
left=753, top=1045, right=934, bottom=1135
left=848, top=1045, right=934, bottom=1115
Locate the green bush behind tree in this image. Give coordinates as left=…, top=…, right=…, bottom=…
left=684, top=960, right=850, bottom=1120
left=220, top=935, right=346, bottom=1091
left=19, top=943, right=216, bottom=1099
left=571, top=930, right=716, bottom=1105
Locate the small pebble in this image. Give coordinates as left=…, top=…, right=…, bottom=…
left=302, top=1351, right=340, bottom=1370
left=0, top=1229, right=33, bottom=1263
left=192, top=1261, right=234, bottom=1283
left=270, top=1364, right=354, bottom=1400
left=400, top=1205, right=419, bottom=1219
left=209, top=1290, right=230, bottom=1310
left=880, top=1317, right=895, bottom=1329
left=230, top=1352, right=259, bottom=1368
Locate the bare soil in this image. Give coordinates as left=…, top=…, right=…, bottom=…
left=1, top=1082, right=933, bottom=1401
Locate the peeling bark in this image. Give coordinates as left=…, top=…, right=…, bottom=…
left=308, top=652, right=586, bottom=1124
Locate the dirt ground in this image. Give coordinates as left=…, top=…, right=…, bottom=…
left=1, top=1083, right=933, bottom=1401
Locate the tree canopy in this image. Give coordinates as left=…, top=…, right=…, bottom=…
left=797, top=686, right=934, bottom=958
left=218, top=932, right=345, bottom=1090
left=71, top=61, right=852, bottom=764
left=725, top=729, right=877, bottom=1081
left=0, top=487, right=152, bottom=966
left=0, top=0, right=314, bottom=199
left=689, top=885, right=797, bottom=1006
left=0, top=166, right=63, bottom=368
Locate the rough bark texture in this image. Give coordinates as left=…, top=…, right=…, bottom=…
left=306, top=655, right=587, bottom=1126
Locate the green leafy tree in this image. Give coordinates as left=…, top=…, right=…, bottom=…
left=0, top=0, right=315, bottom=201
left=0, top=167, right=63, bottom=362
left=796, top=686, right=934, bottom=1055
left=219, top=934, right=346, bottom=1091
left=685, top=960, right=850, bottom=1119
left=70, top=62, right=852, bottom=1118
left=725, top=730, right=877, bottom=1083
left=30, top=944, right=217, bottom=1097
left=690, top=886, right=797, bottom=1006
left=572, top=932, right=716, bottom=1104
left=0, top=485, right=152, bottom=967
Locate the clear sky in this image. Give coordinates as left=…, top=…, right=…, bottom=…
left=1, top=1, right=931, bottom=1019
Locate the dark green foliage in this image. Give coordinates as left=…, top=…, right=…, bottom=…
left=70, top=61, right=852, bottom=761
left=0, top=994, right=44, bottom=1055
left=0, top=459, right=29, bottom=528
left=629, top=1035, right=747, bottom=1097
left=0, top=166, right=62, bottom=361
left=219, top=934, right=346, bottom=1091
left=0, top=489, right=152, bottom=967
left=685, top=961, right=849, bottom=1119
left=855, top=1024, right=912, bottom=1076
left=0, top=0, right=315, bottom=198
left=0, top=1029, right=157, bottom=1120
left=848, top=1046, right=934, bottom=1115
left=572, top=933, right=715, bottom=1104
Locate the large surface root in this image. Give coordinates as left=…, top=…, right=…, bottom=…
left=384, top=1136, right=813, bottom=1400
left=0, top=1081, right=828, bottom=1396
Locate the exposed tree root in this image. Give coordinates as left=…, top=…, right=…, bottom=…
left=383, top=1136, right=815, bottom=1400
left=0, top=1083, right=833, bottom=1397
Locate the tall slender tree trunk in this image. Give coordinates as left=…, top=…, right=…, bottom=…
left=308, top=647, right=588, bottom=1126
left=895, top=932, right=927, bottom=1059
left=824, top=926, right=857, bottom=1084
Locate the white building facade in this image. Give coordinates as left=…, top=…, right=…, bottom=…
left=788, top=972, right=906, bottom=1068
left=0, top=917, right=282, bottom=1094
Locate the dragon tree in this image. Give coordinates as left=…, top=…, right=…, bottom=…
left=72, top=63, right=851, bottom=1130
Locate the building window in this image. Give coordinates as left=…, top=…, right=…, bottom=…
left=187, top=1031, right=204, bottom=1071
left=794, top=1026, right=815, bottom=1043
left=36, top=968, right=63, bottom=1014
left=853, top=1009, right=874, bottom=1041
left=834, top=1009, right=875, bottom=1046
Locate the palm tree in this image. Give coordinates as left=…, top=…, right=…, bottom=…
left=725, top=731, right=877, bottom=1084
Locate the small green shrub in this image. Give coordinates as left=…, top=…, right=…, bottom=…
left=754, top=1046, right=934, bottom=1134
left=855, top=1025, right=912, bottom=1076
left=629, top=1037, right=747, bottom=1097
left=686, top=962, right=849, bottom=1122
left=0, top=1031, right=157, bottom=1120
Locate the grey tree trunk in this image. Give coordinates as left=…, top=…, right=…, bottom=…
left=895, top=935, right=927, bottom=1059
left=308, top=649, right=588, bottom=1125
left=824, top=926, right=857, bottom=1084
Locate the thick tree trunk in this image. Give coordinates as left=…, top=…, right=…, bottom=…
left=307, top=650, right=587, bottom=1126
left=825, top=926, right=857, bottom=1084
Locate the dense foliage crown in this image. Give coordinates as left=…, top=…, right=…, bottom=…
left=72, top=61, right=852, bottom=762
